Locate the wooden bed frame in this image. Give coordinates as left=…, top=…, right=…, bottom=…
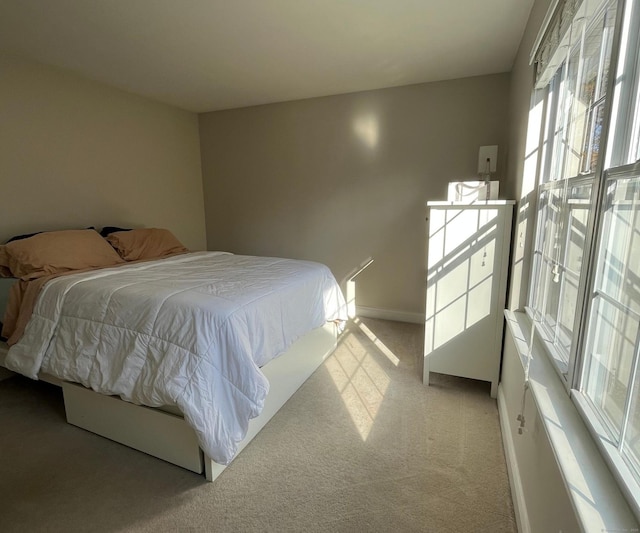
left=0, top=322, right=338, bottom=482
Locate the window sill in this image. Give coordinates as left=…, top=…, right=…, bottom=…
left=503, top=310, right=639, bottom=532
left=572, top=391, right=640, bottom=524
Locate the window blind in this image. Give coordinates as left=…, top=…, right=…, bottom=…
left=532, top=0, right=585, bottom=88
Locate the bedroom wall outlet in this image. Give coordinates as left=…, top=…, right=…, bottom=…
left=478, top=145, right=498, bottom=174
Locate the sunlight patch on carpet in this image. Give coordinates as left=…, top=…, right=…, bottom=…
left=326, top=324, right=393, bottom=440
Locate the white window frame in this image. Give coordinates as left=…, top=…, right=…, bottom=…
left=573, top=161, right=640, bottom=506
left=528, top=0, right=618, bottom=386
left=525, top=0, right=640, bottom=518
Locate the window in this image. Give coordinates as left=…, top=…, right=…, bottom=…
left=529, top=0, right=617, bottom=374
left=582, top=166, right=640, bottom=481
left=531, top=178, right=593, bottom=371
left=527, top=0, right=640, bottom=508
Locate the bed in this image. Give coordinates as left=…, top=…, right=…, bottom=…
left=0, top=229, right=347, bottom=481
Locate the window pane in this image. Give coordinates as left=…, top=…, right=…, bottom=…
left=530, top=187, right=558, bottom=327
left=632, top=66, right=640, bottom=161
left=542, top=188, right=562, bottom=258
left=597, top=6, right=617, bottom=102
left=565, top=3, right=617, bottom=177
left=531, top=180, right=594, bottom=366
left=583, top=295, right=638, bottom=434
left=542, top=258, right=562, bottom=329
left=583, top=174, right=640, bottom=444
left=556, top=271, right=580, bottom=355
left=604, top=0, right=640, bottom=168
left=584, top=100, right=606, bottom=173
left=557, top=58, right=580, bottom=180
left=566, top=185, right=592, bottom=275
left=565, top=45, right=585, bottom=178
left=529, top=252, right=545, bottom=315
left=596, top=176, right=640, bottom=315
left=633, top=96, right=640, bottom=163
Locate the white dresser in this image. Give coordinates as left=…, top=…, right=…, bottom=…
left=423, top=201, right=514, bottom=398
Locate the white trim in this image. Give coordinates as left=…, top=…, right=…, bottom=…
left=498, top=384, right=531, bottom=533
left=356, top=306, right=423, bottom=324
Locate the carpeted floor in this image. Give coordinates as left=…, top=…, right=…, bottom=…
left=0, top=318, right=516, bottom=532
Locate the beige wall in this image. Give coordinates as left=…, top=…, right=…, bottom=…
left=199, top=74, right=510, bottom=314
left=0, top=54, right=206, bottom=251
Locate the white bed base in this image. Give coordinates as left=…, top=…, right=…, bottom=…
left=0, top=322, right=338, bottom=482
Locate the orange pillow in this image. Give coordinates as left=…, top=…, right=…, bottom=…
left=106, top=228, right=189, bottom=261
left=5, top=229, right=125, bottom=281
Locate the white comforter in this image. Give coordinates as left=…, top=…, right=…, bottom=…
left=5, top=252, right=347, bottom=464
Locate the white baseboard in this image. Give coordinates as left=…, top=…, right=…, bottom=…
left=498, top=384, right=530, bottom=533
left=356, top=306, right=423, bottom=324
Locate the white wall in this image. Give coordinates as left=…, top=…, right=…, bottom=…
left=199, top=74, right=510, bottom=315
left=0, top=54, right=206, bottom=251
left=500, top=333, right=581, bottom=533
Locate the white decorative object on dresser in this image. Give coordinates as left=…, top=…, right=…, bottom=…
left=423, top=201, right=514, bottom=398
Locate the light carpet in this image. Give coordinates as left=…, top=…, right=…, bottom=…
left=0, top=318, right=516, bottom=532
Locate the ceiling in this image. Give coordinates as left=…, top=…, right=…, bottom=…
left=0, top=0, right=534, bottom=113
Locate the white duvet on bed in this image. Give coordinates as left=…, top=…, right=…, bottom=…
left=5, top=252, right=347, bottom=464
